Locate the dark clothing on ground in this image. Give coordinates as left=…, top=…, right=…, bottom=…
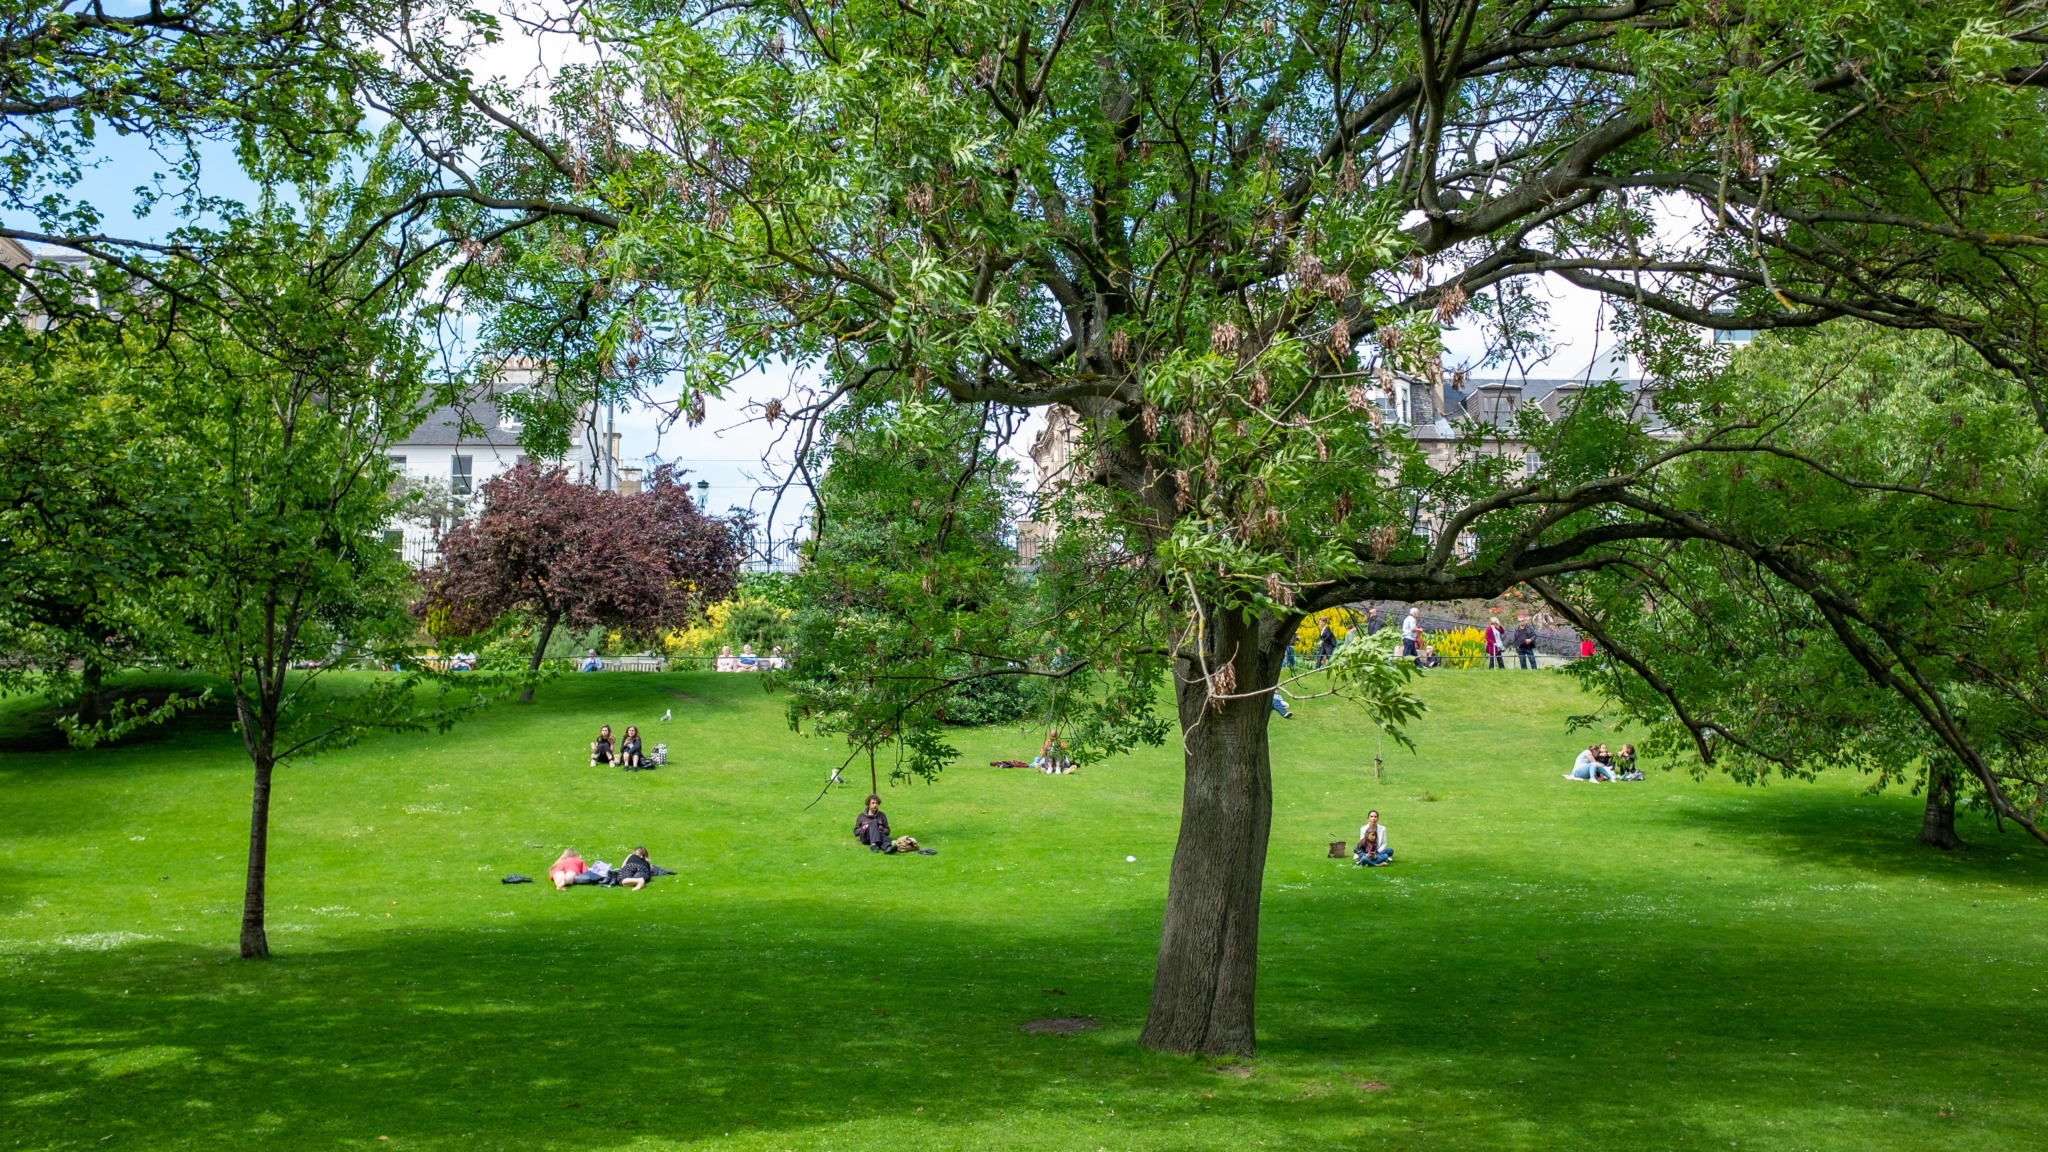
left=618, top=853, right=654, bottom=882
left=855, top=810, right=891, bottom=849
left=592, top=737, right=613, bottom=764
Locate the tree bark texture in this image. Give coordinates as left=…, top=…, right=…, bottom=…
left=76, top=660, right=104, bottom=727
left=1141, top=611, right=1278, bottom=1057
left=240, top=754, right=274, bottom=958
left=520, top=610, right=559, bottom=703
left=1920, top=765, right=1964, bottom=850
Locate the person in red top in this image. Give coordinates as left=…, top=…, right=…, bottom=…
left=1579, top=636, right=1596, bottom=659
left=550, top=848, right=587, bottom=890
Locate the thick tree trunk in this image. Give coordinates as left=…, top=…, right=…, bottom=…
left=520, top=610, right=560, bottom=703
left=1919, top=765, right=1964, bottom=850
left=240, top=753, right=275, bottom=958
left=1140, top=614, right=1277, bottom=1057
left=76, top=659, right=104, bottom=728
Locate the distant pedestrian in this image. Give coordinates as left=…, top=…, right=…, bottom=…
left=1579, top=635, right=1596, bottom=659
left=1315, top=623, right=1338, bottom=669
left=1366, top=606, right=1385, bottom=634
left=1484, top=617, right=1506, bottom=670
left=1400, top=608, right=1421, bottom=658
left=1513, top=614, right=1538, bottom=669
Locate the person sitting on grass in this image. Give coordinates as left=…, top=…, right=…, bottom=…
left=1614, top=743, right=1642, bottom=780
left=1033, top=728, right=1074, bottom=773
left=1270, top=692, right=1293, bottom=719
left=1355, top=811, right=1393, bottom=866
left=1415, top=642, right=1442, bottom=669
left=855, top=794, right=892, bottom=851
left=618, top=725, right=645, bottom=770
left=1566, top=743, right=1617, bottom=781
left=590, top=724, right=615, bottom=767
left=616, top=846, right=655, bottom=890
left=550, top=848, right=587, bottom=890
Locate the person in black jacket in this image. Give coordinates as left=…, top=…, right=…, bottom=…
left=855, top=795, right=891, bottom=852
left=616, top=846, right=654, bottom=890
left=1512, top=614, right=1540, bottom=670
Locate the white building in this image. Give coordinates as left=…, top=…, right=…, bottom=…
left=385, top=360, right=635, bottom=566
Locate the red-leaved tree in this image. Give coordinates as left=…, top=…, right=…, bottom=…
left=416, top=463, right=741, bottom=699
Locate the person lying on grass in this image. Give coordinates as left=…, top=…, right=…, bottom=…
left=590, top=725, right=615, bottom=767
left=855, top=795, right=891, bottom=852
left=616, top=846, right=654, bottom=890
left=619, top=725, right=645, bottom=770
left=1355, top=811, right=1393, bottom=866
left=1566, top=744, right=1617, bottom=782
left=550, top=849, right=587, bottom=890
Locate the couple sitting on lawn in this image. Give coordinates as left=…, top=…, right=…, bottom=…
left=589, top=724, right=653, bottom=769
left=549, top=846, right=670, bottom=890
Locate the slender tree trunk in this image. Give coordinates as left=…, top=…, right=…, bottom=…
left=520, top=610, right=560, bottom=703
left=1919, top=764, right=1964, bottom=850
left=1141, top=614, right=1277, bottom=1057
left=241, top=751, right=275, bottom=958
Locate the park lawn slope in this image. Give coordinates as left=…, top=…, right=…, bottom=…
left=0, top=669, right=2044, bottom=1151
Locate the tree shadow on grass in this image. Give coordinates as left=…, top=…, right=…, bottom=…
left=3, top=888, right=2041, bottom=1151
left=1652, top=784, right=2048, bottom=883
left=0, top=674, right=237, bottom=754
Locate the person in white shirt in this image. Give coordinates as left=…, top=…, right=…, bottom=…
left=1399, top=609, right=1421, bottom=658
left=1354, top=810, right=1392, bottom=866
left=1565, top=744, right=1617, bottom=781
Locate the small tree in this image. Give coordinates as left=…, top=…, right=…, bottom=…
left=418, top=462, right=740, bottom=698
left=129, top=166, right=481, bottom=960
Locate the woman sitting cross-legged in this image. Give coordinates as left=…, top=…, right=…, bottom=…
left=1354, top=811, right=1393, bottom=866
left=618, top=725, right=645, bottom=770
left=590, top=725, right=615, bottom=767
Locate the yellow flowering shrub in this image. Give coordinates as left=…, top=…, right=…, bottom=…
left=1429, top=626, right=1488, bottom=669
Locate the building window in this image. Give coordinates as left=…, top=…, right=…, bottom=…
left=451, top=454, right=473, bottom=495
left=388, top=454, right=406, bottom=471
left=1713, top=327, right=1757, bottom=346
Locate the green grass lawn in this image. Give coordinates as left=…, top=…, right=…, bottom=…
left=2, top=669, right=2044, bottom=1151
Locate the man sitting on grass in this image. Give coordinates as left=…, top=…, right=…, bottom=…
left=1355, top=811, right=1393, bottom=866
left=855, top=794, right=892, bottom=852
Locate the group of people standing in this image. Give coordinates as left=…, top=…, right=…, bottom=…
left=1479, top=614, right=1543, bottom=669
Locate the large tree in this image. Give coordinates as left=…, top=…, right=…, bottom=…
left=399, top=0, right=2048, bottom=1054
left=415, top=461, right=742, bottom=699
left=0, top=324, right=183, bottom=727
